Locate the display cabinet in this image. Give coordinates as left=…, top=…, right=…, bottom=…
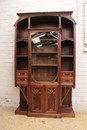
left=14, top=12, right=76, bottom=117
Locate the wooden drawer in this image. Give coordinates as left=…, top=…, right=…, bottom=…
left=16, top=77, right=28, bottom=85
left=61, top=77, right=73, bottom=86
left=61, top=71, right=73, bottom=77
left=16, top=70, right=28, bottom=78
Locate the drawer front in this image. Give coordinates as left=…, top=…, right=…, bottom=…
left=16, top=70, right=28, bottom=78
left=16, top=77, right=28, bottom=85
left=61, top=77, right=73, bottom=85
left=61, top=72, right=73, bottom=77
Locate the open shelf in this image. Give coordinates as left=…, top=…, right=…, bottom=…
left=61, top=17, right=73, bottom=40
left=61, top=40, right=73, bottom=55
left=61, top=57, right=73, bottom=71
left=30, top=16, right=59, bottom=28
left=17, top=41, right=28, bottom=56
left=17, top=18, right=28, bottom=40
left=16, top=57, right=28, bottom=70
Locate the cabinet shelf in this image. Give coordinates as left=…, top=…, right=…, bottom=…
left=16, top=55, right=28, bottom=57
left=61, top=55, right=73, bottom=57
left=17, top=39, right=28, bottom=43
left=40, top=39, right=57, bottom=41
left=31, top=51, right=58, bottom=54
left=31, top=64, right=57, bottom=67
left=61, top=38, right=74, bottom=42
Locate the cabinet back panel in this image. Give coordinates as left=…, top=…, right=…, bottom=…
left=61, top=58, right=73, bottom=71
left=61, top=17, right=73, bottom=39
left=32, top=67, right=57, bottom=81
left=17, top=57, right=28, bottom=70
left=31, top=16, right=59, bottom=28
left=61, top=41, right=73, bottom=55
left=17, top=42, right=28, bottom=55
left=31, top=54, right=57, bottom=64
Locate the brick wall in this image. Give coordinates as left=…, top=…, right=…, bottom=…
left=0, top=0, right=87, bottom=111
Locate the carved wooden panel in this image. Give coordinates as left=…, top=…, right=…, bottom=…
left=46, top=87, right=58, bottom=113
left=32, top=87, right=42, bottom=112
left=48, top=88, right=55, bottom=111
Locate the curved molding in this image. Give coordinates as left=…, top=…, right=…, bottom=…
left=14, top=16, right=28, bottom=27
left=61, top=16, right=76, bottom=24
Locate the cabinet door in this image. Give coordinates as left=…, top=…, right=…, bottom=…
left=31, top=86, right=44, bottom=112
left=45, top=86, right=59, bottom=113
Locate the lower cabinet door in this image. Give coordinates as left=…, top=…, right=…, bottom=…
left=45, top=86, right=59, bottom=113
left=31, top=86, right=44, bottom=113
left=31, top=85, right=59, bottom=113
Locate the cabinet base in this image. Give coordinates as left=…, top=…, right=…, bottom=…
left=15, top=106, right=75, bottom=118
left=60, top=106, right=75, bottom=117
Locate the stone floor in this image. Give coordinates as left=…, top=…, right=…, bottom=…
left=0, top=106, right=87, bottom=130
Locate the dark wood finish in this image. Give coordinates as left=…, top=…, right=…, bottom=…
left=14, top=12, right=76, bottom=118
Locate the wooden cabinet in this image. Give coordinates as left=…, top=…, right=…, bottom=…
left=14, top=12, right=76, bottom=117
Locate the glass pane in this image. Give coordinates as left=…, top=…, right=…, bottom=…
left=31, top=32, right=58, bottom=82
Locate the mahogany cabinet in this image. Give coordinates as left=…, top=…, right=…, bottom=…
left=14, top=12, right=76, bottom=117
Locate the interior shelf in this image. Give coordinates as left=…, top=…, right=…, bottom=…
left=39, top=38, right=57, bottom=41
left=61, top=38, right=74, bottom=42
left=31, top=51, right=58, bottom=54
left=30, top=16, right=59, bottom=28
left=17, top=39, right=28, bottom=43
left=17, top=41, right=28, bottom=55
left=31, top=64, right=57, bottom=67
left=61, top=55, right=73, bottom=57
left=16, top=55, right=28, bottom=57
left=61, top=57, right=73, bottom=71
left=16, top=57, right=28, bottom=70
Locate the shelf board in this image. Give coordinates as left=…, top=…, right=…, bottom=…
left=61, top=38, right=74, bottom=42
left=16, top=55, right=28, bottom=57
left=31, top=51, right=58, bottom=54
left=30, top=27, right=59, bottom=31
left=16, top=39, right=28, bottom=43
left=40, top=39, right=57, bottom=41
left=61, top=71, right=74, bottom=72
left=61, top=55, right=73, bottom=57
left=31, top=64, right=57, bottom=67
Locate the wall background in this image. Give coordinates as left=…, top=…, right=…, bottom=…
left=0, top=0, right=87, bottom=111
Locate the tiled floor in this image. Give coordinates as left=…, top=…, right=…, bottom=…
left=0, top=106, right=87, bottom=130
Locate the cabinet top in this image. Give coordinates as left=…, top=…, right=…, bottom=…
left=17, top=11, right=73, bottom=17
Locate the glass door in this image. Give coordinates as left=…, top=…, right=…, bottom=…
left=31, top=31, right=58, bottom=83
